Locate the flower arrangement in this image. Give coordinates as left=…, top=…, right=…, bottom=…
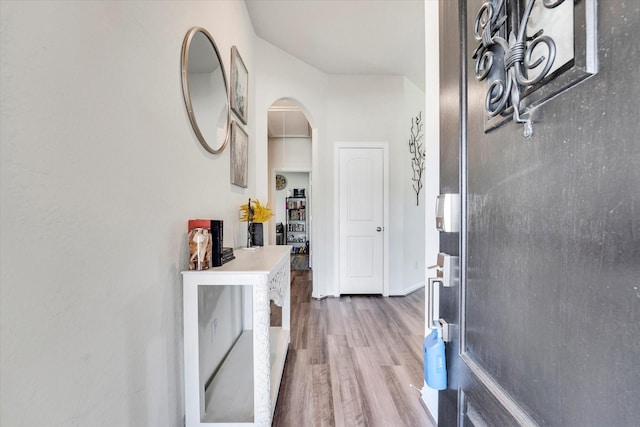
left=240, top=199, right=273, bottom=223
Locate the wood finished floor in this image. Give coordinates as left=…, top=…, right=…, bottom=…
left=290, top=254, right=310, bottom=271
left=271, top=270, right=435, bottom=427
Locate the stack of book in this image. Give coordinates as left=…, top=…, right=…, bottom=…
left=221, top=247, right=235, bottom=264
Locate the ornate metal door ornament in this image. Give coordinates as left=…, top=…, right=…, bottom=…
left=473, top=0, right=568, bottom=137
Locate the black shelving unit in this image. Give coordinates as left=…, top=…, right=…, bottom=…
left=285, top=195, right=308, bottom=254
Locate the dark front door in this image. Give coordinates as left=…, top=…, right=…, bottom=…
left=438, top=0, right=640, bottom=425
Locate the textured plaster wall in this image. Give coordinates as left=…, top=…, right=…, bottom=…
left=0, top=1, right=255, bottom=425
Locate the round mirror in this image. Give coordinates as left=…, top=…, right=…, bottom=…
left=181, top=27, right=230, bottom=154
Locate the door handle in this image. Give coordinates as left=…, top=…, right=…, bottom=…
left=376, top=227, right=382, bottom=232
left=427, top=253, right=458, bottom=341
left=427, top=277, right=443, bottom=330
left=428, top=278, right=453, bottom=342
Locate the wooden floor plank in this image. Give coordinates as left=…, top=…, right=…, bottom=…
left=272, top=270, right=435, bottom=427
left=311, top=364, right=335, bottom=427
left=352, top=346, right=404, bottom=427
left=308, top=306, right=329, bottom=365
left=328, top=334, right=371, bottom=427
left=382, top=365, right=433, bottom=427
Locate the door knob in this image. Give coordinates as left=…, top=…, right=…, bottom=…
left=376, top=227, right=382, bottom=232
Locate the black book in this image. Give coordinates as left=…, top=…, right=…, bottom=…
left=221, top=247, right=235, bottom=264
left=211, top=220, right=223, bottom=267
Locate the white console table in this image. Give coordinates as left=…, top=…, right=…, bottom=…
left=182, top=245, right=291, bottom=427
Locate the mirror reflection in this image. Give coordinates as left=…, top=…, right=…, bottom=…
left=181, top=27, right=230, bottom=154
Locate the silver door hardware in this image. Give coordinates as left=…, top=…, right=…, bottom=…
left=427, top=279, right=454, bottom=342
left=427, top=253, right=458, bottom=341
left=427, top=276, right=443, bottom=331
left=427, top=252, right=459, bottom=288
left=438, top=318, right=452, bottom=342
left=376, top=227, right=382, bottom=232
left=435, top=194, right=460, bottom=232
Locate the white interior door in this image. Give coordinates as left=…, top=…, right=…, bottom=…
left=338, top=147, right=384, bottom=294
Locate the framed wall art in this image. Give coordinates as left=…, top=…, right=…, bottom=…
left=230, top=46, right=248, bottom=124
left=230, top=121, right=248, bottom=188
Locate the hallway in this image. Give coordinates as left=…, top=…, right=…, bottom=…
left=271, top=271, right=435, bottom=427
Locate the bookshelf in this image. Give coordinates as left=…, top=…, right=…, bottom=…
left=285, top=195, right=307, bottom=254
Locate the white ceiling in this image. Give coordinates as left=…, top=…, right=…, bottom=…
left=245, top=0, right=425, bottom=90
left=247, top=0, right=426, bottom=137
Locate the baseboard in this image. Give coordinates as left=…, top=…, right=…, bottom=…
left=421, top=384, right=439, bottom=423
left=319, top=281, right=425, bottom=298
left=391, top=281, right=425, bottom=296
left=419, top=394, right=438, bottom=426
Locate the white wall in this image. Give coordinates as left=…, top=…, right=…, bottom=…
left=0, top=1, right=256, bottom=426
left=254, top=38, right=329, bottom=297
left=269, top=136, right=312, bottom=172
left=268, top=135, right=312, bottom=244
left=422, top=0, right=441, bottom=420
left=326, top=75, right=426, bottom=295
left=401, top=78, right=428, bottom=294
left=256, top=42, right=426, bottom=297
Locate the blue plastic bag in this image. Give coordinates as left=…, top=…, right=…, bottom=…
left=423, top=329, right=447, bottom=390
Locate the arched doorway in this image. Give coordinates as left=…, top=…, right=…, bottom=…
left=267, top=98, right=314, bottom=271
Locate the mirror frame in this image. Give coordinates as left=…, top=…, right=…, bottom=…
left=181, top=27, right=231, bottom=154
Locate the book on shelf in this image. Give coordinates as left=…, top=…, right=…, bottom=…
left=188, top=219, right=224, bottom=266
left=288, top=210, right=305, bottom=221
left=221, top=247, right=235, bottom=264
left=287, top=224, right=305, bottom=232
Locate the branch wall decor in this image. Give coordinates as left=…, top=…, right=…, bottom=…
left=472, top=0, right=597, bottom=138
left=409, top=111, right=425, bottom=206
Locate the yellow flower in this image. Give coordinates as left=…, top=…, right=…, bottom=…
left=240, top=199, right=273, bottom=223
